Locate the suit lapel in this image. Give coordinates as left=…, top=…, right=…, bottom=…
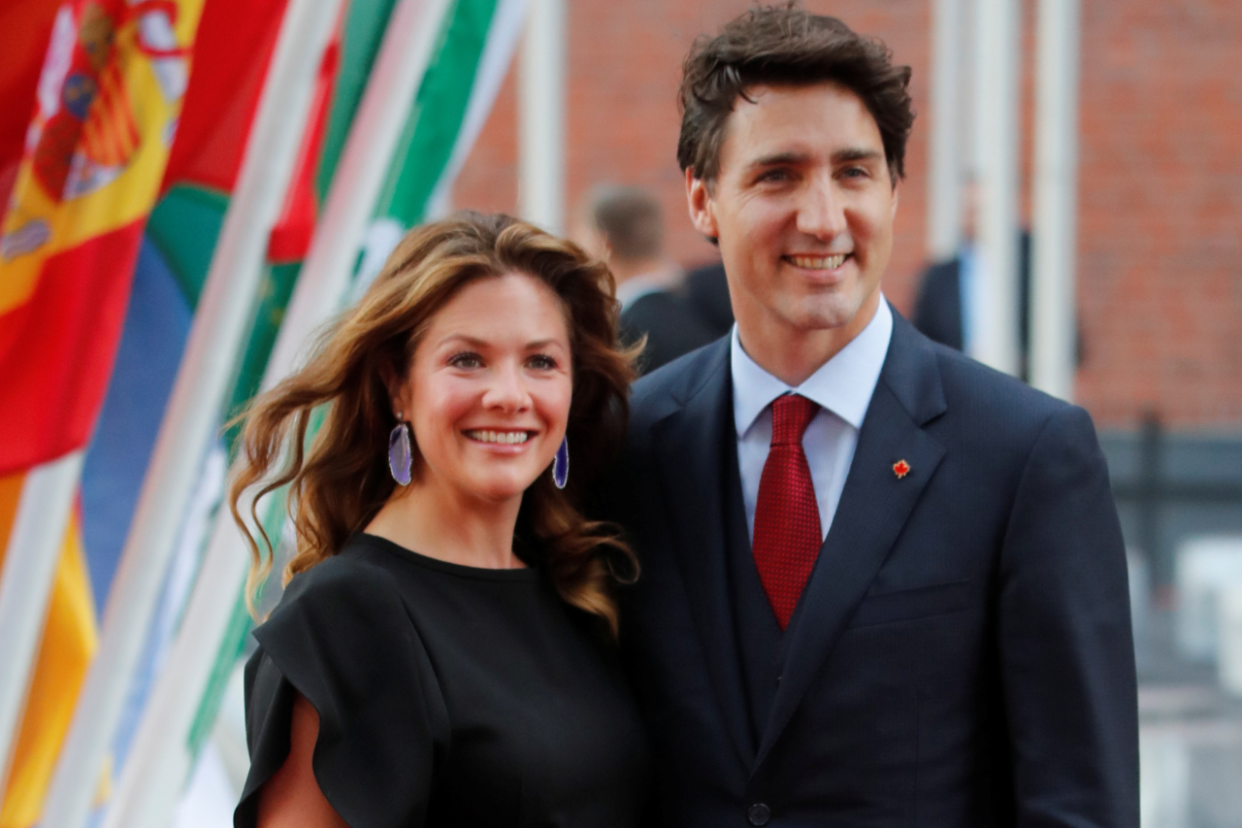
left=651, top=341, right=757, bottom=764
left=754, top=313, right=948, bottom=769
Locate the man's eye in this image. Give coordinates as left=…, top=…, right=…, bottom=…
left=448, top=352, right=483, bottom=369
left=841, top=166, right=870, bottom=179
left=757, top=169, right=790, bottom=183
left=528, top=354, right=558, bottom=370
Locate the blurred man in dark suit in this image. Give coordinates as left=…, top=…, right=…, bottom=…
left=912, top=178, right=1032, bottom=375
left=681, top=260, right=735, bottom=341
left=578, top=185, right=717, bottom=373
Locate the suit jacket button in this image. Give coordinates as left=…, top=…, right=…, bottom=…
left=747, top=803, right=771, bottom=826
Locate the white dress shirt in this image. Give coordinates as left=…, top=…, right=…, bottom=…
left=732, top=298, right=893, bottom=542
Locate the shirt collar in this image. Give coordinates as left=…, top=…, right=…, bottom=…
left=731, top=296, right=893, bottom=438
left=615, top=265, right=683, bottom=310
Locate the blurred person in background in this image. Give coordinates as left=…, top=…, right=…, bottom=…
left=912, top=177, right=1034, bottom=377
left=229, top=213, right=649, bottom=828
left=680, top=259, right=736, bottom=342
left=578, top=184, right=718, bottom=373
left=600, top=6, right=1137, bottom=827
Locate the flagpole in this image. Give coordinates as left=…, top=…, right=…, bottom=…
left=971, top=0, right=1022, bottom=376
left=518, top=0, right=566, bottom=234
left=0, top=452, right=85, bottom=792
left=926, top=0, right=966, bottom=261
left=95, top=0, right=457, bottom=824
left=39, top=0, right=343, bottom=824
left=1030, top=0, right=1081, bottom=401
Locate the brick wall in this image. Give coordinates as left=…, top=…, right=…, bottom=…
left=454, top=0, right=1242, bottom=430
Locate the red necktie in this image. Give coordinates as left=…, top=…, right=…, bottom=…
left=752, top=393, right=822, bottom=630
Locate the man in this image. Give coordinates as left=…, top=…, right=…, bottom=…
left=912, top=177, right=1034, bottom=374
left=602, top=7, right=1137, bottom=827
left=577, top=184, right=717, bottom=373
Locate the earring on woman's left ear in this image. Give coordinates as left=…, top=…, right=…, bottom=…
left=389, top=415, right=413, bottom=485
left=552, top=436, right=569, bottom=489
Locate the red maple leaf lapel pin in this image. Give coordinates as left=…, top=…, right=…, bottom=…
left=892, top=459, right=911, bottom=479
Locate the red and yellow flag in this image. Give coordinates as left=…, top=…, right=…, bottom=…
left=0, top=2, right=207, bottom=825
left=0, top=0, right=207, bottom=474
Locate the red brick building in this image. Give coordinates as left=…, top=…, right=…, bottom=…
left=454, top=0, right=1242, bottom=432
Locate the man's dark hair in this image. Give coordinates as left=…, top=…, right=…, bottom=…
left=677, top=4, right=914, bottom=185
left=587, top=184, right=665, bottom=262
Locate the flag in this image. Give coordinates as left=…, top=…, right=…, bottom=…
left=0, top=0, right=207, bottom=473
left=0, top=472, right=102, bottom=828
left=0, top=0, right=63, bottom=209
left=0, top=2, right=207, bottom=825
left=355, top=0, right=529, bottom=293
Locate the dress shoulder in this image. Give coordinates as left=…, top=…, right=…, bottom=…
left=235, top=553, right=447, bottom=828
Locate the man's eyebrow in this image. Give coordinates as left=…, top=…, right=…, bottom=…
left=746, top=151, right=809, bottom=170
left=832, top=147, right=884, bottom=164
left=745, top=147, right=883, bottom=171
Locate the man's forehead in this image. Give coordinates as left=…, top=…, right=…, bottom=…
left=719, top=83, right=883, bottom=162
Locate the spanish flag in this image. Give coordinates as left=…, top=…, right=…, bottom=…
left=0, top=1, right=206, bottom=825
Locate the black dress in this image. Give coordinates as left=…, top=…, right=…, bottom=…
left=234, top=533, right=650, bottom=828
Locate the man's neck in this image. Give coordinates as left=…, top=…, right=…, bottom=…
left=737, top=291, right=881, bottom=386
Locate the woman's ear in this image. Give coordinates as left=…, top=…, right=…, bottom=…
left=377, top=362, right=404, bottom=417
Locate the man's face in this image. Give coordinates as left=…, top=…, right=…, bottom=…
left=687, top=82, right=898, bottom=344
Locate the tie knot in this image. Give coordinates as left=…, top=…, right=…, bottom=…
left=770, top=394, right=818, bottom=446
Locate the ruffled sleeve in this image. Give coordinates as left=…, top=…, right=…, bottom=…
left=234, top=556, right=447, bottom=828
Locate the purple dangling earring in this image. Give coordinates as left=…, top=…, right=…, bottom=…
left=552, top=436, right=569, bottom=489
left=388, top=416, right=413, bottom=485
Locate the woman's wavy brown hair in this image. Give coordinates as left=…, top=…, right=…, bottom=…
left=230, top=212, right=639, bottom=637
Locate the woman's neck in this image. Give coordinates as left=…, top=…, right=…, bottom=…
left=364, top=477, right=526, bottom=570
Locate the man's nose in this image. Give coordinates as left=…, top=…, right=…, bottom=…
left=796, top=176, right=847, bottom=240
left=483, top=362, right=531, bottom=411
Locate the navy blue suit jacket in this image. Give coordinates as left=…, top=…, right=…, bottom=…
left=601, top=309, right=1138, bottom=827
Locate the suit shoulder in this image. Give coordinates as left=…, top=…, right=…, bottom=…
left=927, top=339, right=1077, bottom=432
left=629, top=337, right=727, bottom=424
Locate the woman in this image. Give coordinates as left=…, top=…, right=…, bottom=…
left=230, top=213, right=649, bottom=828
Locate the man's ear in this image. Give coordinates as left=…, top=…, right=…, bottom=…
left=685, top=168, right=719, bottom=241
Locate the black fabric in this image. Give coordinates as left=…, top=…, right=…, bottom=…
left=911, top=257, right=966, bottom=351
left=620, top=290, right=718, bottom=376
left=599, top=307, right=1138, bottom=827
left=720, top=413, right=783, bottom=750
left=235, top=533, right=650, bottom=828
left=682, top=262, right=734, bottom=338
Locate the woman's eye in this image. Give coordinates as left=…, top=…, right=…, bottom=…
left=528, top=354, right=558, bottom=370
left=448, top=352, right=483, bottom=369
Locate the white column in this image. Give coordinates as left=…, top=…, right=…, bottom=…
left=1030, top=0, right=1081, bottom=401
left=518, top=0, right=566, bottom=234
left=927, top=0, right=966, bottom=261
left=0, top=452, right=85, bottom=792
left=971, top=0, right=1022, bottom=376
left=96, top=0, right=455, bottom=824
left=38, top=1, right=344, bottom=826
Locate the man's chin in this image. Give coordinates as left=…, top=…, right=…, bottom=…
left=783, top=297, right=868, bottom=333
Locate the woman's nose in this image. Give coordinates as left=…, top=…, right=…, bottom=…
left=483, top=363, right=531, bottom=411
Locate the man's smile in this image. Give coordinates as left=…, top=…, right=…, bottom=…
left=783, top=253, right=851, bottom=271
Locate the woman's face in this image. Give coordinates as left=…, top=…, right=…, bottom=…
left=397, top=272, right=573, bottom=506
